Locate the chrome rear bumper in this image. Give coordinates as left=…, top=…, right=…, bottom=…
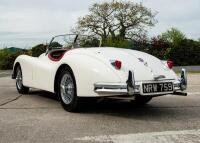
left=94, top=69, right=188, bottom=96
left=94, top=70, right=140, bottom=95
left=94, top=83, right=128, bottom=94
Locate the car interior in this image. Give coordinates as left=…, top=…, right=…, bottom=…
left=48, top=49, right=68, bottom=61
left=46, top=34, right=88, bottom=61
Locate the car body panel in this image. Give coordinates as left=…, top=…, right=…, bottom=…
left=13, top=47, right=186, bottom=97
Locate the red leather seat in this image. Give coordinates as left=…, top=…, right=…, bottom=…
left=48, top=49, right=67, bottom=61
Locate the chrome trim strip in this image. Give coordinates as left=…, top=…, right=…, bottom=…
left=153, top=75, right=166, bottom=80
left=95, top=88, right=128, bottom=94
left=94, top=83, right=127, bottom=89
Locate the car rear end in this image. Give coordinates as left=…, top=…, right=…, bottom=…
left=89, top=48, right=187, bottom=98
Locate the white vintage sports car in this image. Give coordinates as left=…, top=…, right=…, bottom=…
left=12, top=34, right=187, bottom=112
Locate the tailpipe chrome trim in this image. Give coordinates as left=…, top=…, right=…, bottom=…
left=180, top=68, right=187, bottom=91
left=173, top=91, right=187, bottom=96
left=126, top=70, right=135, bottom=95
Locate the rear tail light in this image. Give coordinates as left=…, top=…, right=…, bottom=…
left=167, top=60, right=174, bottom=69
left=111, top=60, right=122, bottom=70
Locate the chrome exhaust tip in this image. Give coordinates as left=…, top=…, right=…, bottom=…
left=180, top=68, right=187, bottom=91
left=126, top=70, right=135, bottom=95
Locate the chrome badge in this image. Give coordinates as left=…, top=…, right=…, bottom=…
left=138, top=58, right=148, bottom=66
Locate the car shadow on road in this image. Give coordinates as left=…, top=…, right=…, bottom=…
left=28, top=89, right=59, bottom=101
left=80, top=98, right=197, bottom=122
left=27, top=90, right=188, bottom=120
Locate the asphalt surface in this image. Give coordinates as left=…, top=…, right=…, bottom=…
left=0, top=74, right=200, bottom=143
left=0, top=70, right=12, bottom=78
left=173, top=66, right=200, bottom=72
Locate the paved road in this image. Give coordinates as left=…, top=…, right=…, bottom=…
left=173, top=66, right=200, bottom=72
left=0, top=74, right=200, bottom=143
left=0, top=70, right=12, bottom=78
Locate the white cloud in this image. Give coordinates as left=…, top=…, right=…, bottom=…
left=0, top=0, right=199, bottom=48
left=141, top=0, right=200, bottom=39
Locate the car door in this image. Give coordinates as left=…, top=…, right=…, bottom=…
left=32, top=55, right=56, bottom=93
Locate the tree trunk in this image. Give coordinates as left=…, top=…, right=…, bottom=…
left=119, top=27, right=126, bottom=40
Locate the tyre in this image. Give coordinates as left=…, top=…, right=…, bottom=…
left=57, top=66, right=80, bottom=112
left=131, top=95, right=152, bottom=105
left=15, top=66, right=29, bottom=94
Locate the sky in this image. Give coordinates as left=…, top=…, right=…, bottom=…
left=0, top=0, right=200, bottom=48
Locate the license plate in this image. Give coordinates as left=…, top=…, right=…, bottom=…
left=142, top=82, right=173, bottom=94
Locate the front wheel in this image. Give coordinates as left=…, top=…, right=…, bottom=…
left=131, top=96, right=152, bottom=105
left=15, top=66, right=29, bottom=94
left=57, top=67, right=80, bottom=112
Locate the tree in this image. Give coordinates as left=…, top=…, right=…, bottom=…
left=104, top=37, right=132, bottom=48
left=149, top=36, right=170, bottom=59
left=31, top=44, right=46, bottom=57
left=31, top=42, right=63, bottom=57
left=77, top=1, right=156, bottom=45
left=49, top=42, right=62, bottom=48
left=79, top=37, right=100, bottom=47
left=161, top=28, right=186, bottom=47
left=0, top=49, right=29, bottom=70
left=169, top=39, right=200, bottom=66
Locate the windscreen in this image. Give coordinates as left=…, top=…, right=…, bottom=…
left=48, top=34, right=100, bottom=50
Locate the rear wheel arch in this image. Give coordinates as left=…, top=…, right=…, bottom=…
left=54, top=64, right=76, bottom=94
left=54, top=64, right=80, bottom=112
left=13, top=62, right=21, bottom=78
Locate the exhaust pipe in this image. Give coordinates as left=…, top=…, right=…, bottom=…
left=126, top=70, right=135, bottom=95
left=173, top=92, right=187, bottom=96
left=180, top=68, right=187, bottom=91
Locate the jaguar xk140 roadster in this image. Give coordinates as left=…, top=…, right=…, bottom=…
left=12, top=34, right=187, bottom=112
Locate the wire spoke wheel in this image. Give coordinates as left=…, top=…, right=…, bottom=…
left=16, top=68, right=23, bottom=90
left=60, top=73, right=75, bottom=105
left=57, top=66, right=79, bottom=112
left=15, top=66, right=29, bottom=94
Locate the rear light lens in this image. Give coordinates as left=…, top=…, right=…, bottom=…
left=111, top=60, right=122, bottom=70
left=167, top=60, right=174, bottom=69
left=115, top=60, right=122, bottom=69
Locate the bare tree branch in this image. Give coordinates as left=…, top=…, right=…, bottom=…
left=76, top=1, right=157, bottom=42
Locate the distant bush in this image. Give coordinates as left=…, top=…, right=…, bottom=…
left=31, top=44, right=46, bottom=57
left=79, top=38, right=100, bottom=47
left=137, top=38, right=200, bottom=66
left=0, top=49, right=29, bottom=70
left=135, top=28, right=200, bottom=66
left=103, top=37, right=132, bottom=49
left=169, top=39, right=200, bottom=66
left=146, top=36, right=171, bottom=60
left=0, top=27, right=200, bottom=70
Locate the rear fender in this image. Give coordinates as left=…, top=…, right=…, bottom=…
left=59, top=54, right=121, bottom=97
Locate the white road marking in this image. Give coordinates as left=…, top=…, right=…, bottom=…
left=165, top=92, right=200, bottom=97
left=0, top=72, right=11, bottom=74
left=75, top=129, right=200, bottom=143
left=188, top=92, right=200, bottom=95
left=189, top=85, right=200, bottom=87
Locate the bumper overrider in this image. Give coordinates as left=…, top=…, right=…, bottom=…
left=94, top=69, right=187, bottom=96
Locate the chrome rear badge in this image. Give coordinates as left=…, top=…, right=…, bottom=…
left=138, top=58, right=148, bottom=67
left=154, top=75, right=166, bottom=80
left=138, top=58, right=144, bottom=63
